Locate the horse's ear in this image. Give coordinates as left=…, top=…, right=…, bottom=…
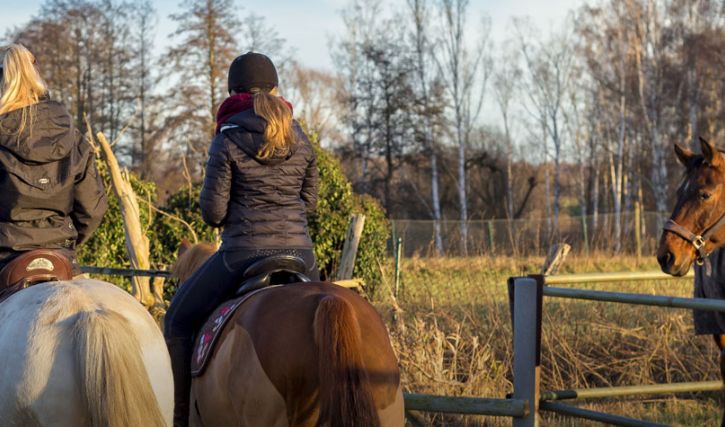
left=700, top=137, right=721, bottom=166
left=179, top=239, right=192, bottom=256
left=674, top=144, right=694, bottom=167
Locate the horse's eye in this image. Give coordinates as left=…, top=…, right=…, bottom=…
left=700, top=192, right=712, bottom=201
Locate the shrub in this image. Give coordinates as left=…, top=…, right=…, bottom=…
left=151, top=185, right=217, bottom=268
left=305, top=130, right=389, bottom=296
left=77, top=160, right=158, bottom=291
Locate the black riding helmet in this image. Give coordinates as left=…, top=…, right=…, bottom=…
left=227, top=52, right=278, bottom=94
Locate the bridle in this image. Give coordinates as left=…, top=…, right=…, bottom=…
left=663, top=211, right=725, bottom=265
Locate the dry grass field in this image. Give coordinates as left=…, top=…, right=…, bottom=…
left=372, top=255, right=722, bottom=426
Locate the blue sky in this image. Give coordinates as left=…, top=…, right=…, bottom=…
left=0, top=0, right=585, bottom=71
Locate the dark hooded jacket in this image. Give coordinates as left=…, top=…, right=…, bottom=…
left=0, top=100, right=107, bottom=263
left=200, top=108, right=317, bottom=250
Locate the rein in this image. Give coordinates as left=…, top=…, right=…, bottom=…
left=663, top=211, right=725, bottom=265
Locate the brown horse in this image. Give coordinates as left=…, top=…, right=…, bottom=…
left=172, top=242, right=404, bottom=427
left=658, top=137, right=725, bottom=424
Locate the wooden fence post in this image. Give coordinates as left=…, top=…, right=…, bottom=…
left=581, top=215, right=589, bottom=255
left=487, top=221, right=495, bottom=254
left=542, top=244, right=571, bottom=276
left=634, top=202, right=642, bottom=264
left=509, top=276, right=542, bottom=427
left=394, top=237, right=403, bottom=298
left=336, top=214, right=366, bottom=281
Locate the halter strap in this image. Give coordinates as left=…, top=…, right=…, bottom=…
left=664, top=211, right=725, bottom=264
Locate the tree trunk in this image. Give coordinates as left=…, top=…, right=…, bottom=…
left=430, top=150, right=443, bottom=254
left=457, top=127, right=468, bottom=256
left=96, top=131, right=157, bottom=309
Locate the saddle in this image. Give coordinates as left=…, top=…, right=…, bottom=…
left=0, top=249, right=74, bottom=302
left=235, top=254, right=311, bottom=297
left=191, top=254, right=311, bottom=376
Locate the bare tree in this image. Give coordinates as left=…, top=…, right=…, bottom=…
left=285, top=63, right=343, bottom=142
left=408, top=0, right=444, bottom=254
left=631, top=0, right=669, bottom=218
left=165, top=0, right=240, bottom=170
left=436, top=0, right=491, bottom=255
left=516, top=19, right=574, bottom=239
left=131, top=0, right=157, bottom=179
left=238, top=12, right=292, bottom=77
left=331, top=0, right=383, bottom=192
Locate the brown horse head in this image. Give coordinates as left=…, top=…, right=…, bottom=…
left=658, top=138, right=725, bottom=275
left=170, top=241, right=217, bottom=283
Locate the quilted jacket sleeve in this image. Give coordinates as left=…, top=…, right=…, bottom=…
left=200, top=134, right=232, bottom=227
left=71, top=144, right=108, bottom=245
left=300, top=137, right=318, bottom=215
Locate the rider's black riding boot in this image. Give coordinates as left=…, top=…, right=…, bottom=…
left=167, top=337, right=193, bottom=427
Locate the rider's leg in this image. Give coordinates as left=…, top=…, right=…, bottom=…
left=164, top=251, right=242, bottom=427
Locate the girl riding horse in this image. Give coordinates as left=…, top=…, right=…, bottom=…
left=164, top=52, right=320, bottom=426
left=0, top=44, right=172, bottom=426
left=0, top=43, right=107, bottom=274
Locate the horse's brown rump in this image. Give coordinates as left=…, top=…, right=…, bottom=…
left=191, top=282, right=402, bottom=427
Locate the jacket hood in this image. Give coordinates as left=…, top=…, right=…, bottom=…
left=0, top=100, right=77, bottom=163
left=222, top=109, right=299, bottom=166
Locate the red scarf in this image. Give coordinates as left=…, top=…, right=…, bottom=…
left=215, top=93, right=294, bottom=134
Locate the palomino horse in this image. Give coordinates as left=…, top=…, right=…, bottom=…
left=658, top=137, right=725, bottom=423
left=0, top=279, right=173, bottom=426
left=173, top=242, right=404, bottom=427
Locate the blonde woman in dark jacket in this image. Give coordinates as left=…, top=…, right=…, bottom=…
left=164, top=52, right=319, bottom=427
left=0, top=44, right=107, bottom=274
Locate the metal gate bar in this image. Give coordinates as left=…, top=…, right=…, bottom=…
left=543, top=286, right=725, bottom=312
left=540, top=401, right=668, bottom=427
left=541, top=380, right=722, bottom=401
left=403, top=393, right=528, bottom=417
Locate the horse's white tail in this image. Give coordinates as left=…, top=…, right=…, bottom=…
left=73, top=309, right=167, bottom=427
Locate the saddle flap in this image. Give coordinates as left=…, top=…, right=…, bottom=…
left=0, top=249, right=73, bottom=291
left=192, top=285, right=283, bottom=377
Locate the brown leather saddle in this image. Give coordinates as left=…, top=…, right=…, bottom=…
left=0, top=249, right=74, bottom=302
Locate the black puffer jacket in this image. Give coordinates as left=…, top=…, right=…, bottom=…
left=0, top=100, right=108, bottom=263
left=200, top=108, right=318, bottom=250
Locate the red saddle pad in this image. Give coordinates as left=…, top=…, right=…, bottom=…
left=191, top=285, right=282, bottom=377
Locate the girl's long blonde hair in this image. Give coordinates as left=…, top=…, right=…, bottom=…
left=0, top=44, right=48, bottom=137
left=251, top=87, right=297, bottom=159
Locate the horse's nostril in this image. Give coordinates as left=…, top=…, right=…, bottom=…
left=658, top=251, right=674, bottom=269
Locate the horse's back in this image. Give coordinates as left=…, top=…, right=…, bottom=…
left=193, top=282, right=402, bottom=427
left=0, top=279, right=172, bottom=426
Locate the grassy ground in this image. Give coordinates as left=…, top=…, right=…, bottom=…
left=371, top=254, right=723, bottom=426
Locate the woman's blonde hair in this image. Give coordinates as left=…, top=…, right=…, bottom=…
left=251, top=87, right=297, bottom=159
left=0, top=44, right=48, bottom=137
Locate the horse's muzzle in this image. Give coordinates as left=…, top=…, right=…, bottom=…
left=657, top=250, right=691, bottom=276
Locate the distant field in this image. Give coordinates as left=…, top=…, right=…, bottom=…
left=372, top=255, right=722, bottom=426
